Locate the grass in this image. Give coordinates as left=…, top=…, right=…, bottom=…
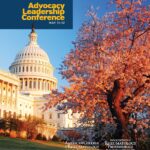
left=0, top=136, right=66, bottom=150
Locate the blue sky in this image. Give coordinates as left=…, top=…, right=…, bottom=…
left=0, top=0, right=113, bottom=90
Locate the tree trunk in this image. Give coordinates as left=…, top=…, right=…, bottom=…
left=107, top=79, right=129, bottom=139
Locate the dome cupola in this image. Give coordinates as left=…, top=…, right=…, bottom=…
left=9, top=26, right=57, bottom=96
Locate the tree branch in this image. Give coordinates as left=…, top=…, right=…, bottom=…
left=135, top=27, right=150, bottom=40
left=129, top=26, right=150, bottom=51
left=121, top=77, right=149, bottom=108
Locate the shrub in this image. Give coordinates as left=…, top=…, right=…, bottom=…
left=36, top=133, right=43, bottom=140
left=10, top=130, right=17, bottom=138
left=137, top=140, right=150, bottom=150
left=42, top=135, right=47, bottom=141
left=19, top=131, right=27, bottom=139
left=52, top=135, right=62, bottom=142
left=63, top=130, right=82, bottom=141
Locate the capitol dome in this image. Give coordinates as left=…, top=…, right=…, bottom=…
left=9, top=27, right=57, bottom=96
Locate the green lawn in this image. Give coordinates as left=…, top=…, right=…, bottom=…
left=0, top=136, right=66, bottom=150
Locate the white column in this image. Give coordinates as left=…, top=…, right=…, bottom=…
left=10, top=84, right=12, bottom=97
left=6, top=82, right=8, bottom=106
left=39, top=79, right=41, bottom=90
left=47, top=81, right=49, bottom=90
left=14, top=85, right=18, bottom=107
left=45, top=80, right=47, bottom=91
left=36, top=78, right=38, bottom=90
left=50, top=81, right=51, bottom=90
left=0, top=81, right=2, bottom=103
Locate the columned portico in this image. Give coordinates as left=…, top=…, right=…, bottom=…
left=0, top=70, right=19, bottom=118
left=18, top=77, right=57, bottom=96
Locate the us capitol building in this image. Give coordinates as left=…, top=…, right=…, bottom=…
left=0, top=27, right=78, bottom=133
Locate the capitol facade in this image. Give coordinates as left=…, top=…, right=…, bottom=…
left=0, top=28, right=78, bottom=132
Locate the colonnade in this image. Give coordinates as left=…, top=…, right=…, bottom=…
left=10, top=64, right=52, bottom=76
left=20, top=78, right=56, bottom=91
left=0, top=109, right=17, bottom=118
left=0, top=80, right=18, bottom=108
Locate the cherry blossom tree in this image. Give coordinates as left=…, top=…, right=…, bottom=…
left=47, top=0, right=150, bottom=140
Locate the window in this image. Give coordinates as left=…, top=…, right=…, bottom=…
left=13, top=112, right=16, bottom=119
left=22, top=67, right=24, bottom=72
left=8, top=111, right=11, bottom=118
left=57, top=123, right=60, bottom=128
left=49, top=113, right=52, bottom=119
left=26, top=66, right=28, bottom=72
left=29, top=81, right=32, bottom=88
left=19, top=67, right=21, bottom=72
left=19, top=110, right=22, bottom=118
left=3, top=110, right=6, bottom=118
left=25, top=81, right=27, bottom=87
left=30, top=66, right=32, bottom=72
left=25, top=114, right=27, bottom=119
left=38, top=81, right=40, bottom=90
left=57, top=113, right=60, bottom=118
left=34, top=81, right=36, bottom=89
left=28, top=114, right=31, bottom=119
left=48, top=83, right=49, bottom=90
left=45, top=82, right=47, bottom=90
left=42, top=114, right=44, bottom=119
left=20, top=81, right=23, bottom=89
left=42, top=82, right=44, bottom=90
